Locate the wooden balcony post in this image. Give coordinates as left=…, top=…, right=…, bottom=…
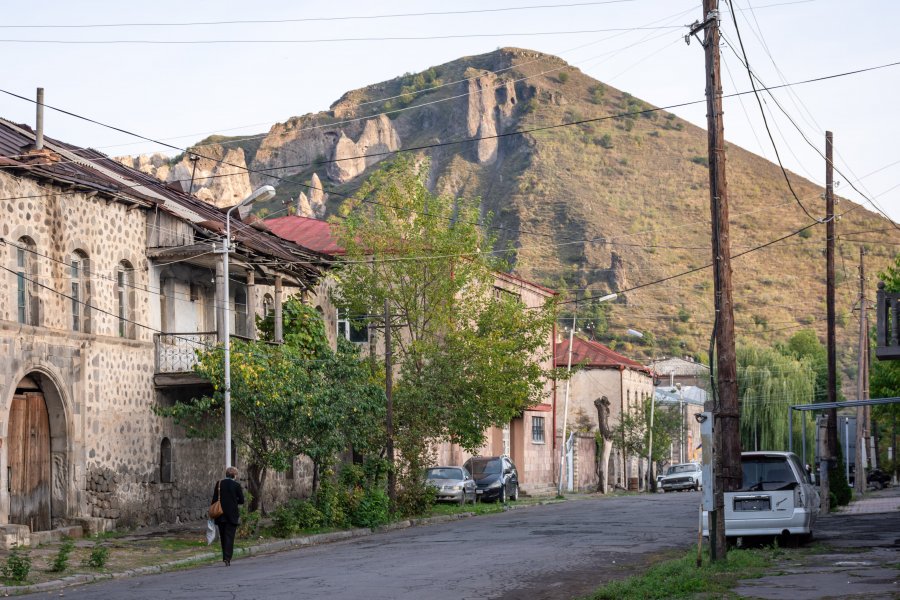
left=274, top=274, right=283, bottom=344
left=246, top=270, right=257, bottom=341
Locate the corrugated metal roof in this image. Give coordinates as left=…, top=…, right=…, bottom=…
left=556, top=336, right=650, bottom=373
left=266, top=215, right=345, bottom=256
left=0, top=118, right=331, bottom=284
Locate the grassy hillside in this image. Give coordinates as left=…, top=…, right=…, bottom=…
left=207, top=48, right=899, bottom=385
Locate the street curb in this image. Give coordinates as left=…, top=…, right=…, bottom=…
left=0, top=499, right=562, bottom=596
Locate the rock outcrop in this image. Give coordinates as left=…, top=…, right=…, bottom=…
left=117, top=145, right=253, bottom=209
left=308, top=173, right=326, bottom=218
left=466, top=71, right=518, bottom=165
left=295, top=192, right=314, bottom=218
left=326, top=115, right=400, bottom=183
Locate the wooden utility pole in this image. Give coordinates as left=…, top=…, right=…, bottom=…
left=855, top=247, right=868, bottom=493
left=823, top=131, right=837, bottom=512
left=384, top=299, right=396, bottom=510
left=699, top=0, right=741, bottom=561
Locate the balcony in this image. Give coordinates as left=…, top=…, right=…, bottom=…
left=876, top=282, right=900, bottom=360
left=153, top=332, right=218, bottom=387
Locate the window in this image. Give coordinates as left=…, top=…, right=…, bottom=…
left=159, top=438, right=173, bottom=483
left=16, top=237, right=36, bottom=325
left=71, top=251, right=90, bottom=333
left=262, top=293, right=274, bottom=320
left=337, top=308, right=369, bottom=343
left=117, top=260, right=134, bottom=338
left=234, top=286, right=248, bottom=337
left=532, top=416, right=545, bottom=443
left=493, top=286, right=521, bottom=302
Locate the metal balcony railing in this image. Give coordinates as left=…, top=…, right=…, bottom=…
left=154, top=332, right=218, bottom=373
left=876, top=281, right=900, bottom=360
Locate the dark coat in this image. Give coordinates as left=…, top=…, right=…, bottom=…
left=211, top=477, right=245, bottom=526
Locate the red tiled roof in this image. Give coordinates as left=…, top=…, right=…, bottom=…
left=266, top=215, right=345, bottom=256
left=555, top=336, right=650, bottom=373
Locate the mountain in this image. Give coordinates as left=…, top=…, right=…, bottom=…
left=121, top=48, right=897, bottom=381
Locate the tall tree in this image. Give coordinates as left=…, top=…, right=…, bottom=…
left=333, top=156, right=556, bottom=510
left=737, top=344, right=815, bottom=463
left=873, top=253, right=900, bottom=479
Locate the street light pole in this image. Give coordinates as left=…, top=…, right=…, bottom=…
left=221, top=185, right=276, bottom=470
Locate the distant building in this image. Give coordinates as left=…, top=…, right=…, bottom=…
left=649, top=356, right=710, bottom=390
left=654, top=385, right=707, bottom=468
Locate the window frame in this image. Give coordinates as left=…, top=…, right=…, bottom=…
left=531, top=415, right=546, bottom=444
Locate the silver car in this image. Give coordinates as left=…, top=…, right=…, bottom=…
left=425, top=466, right=477, bottom=505
left=660, top=463, right=702, bottom=492
left=703, top=451, right=819, bottom=542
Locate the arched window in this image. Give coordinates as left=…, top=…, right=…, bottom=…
left=117, top=260, right=135, bottom=338
left=16, top=237, right=37, bottom=325
left=71, top=250, right=91, bottom=333
left=159, top=437, right=173, bottom=483
left=262, top=293, right=274, bottom=320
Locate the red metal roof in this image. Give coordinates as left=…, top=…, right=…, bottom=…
left=556, top=336, right=650, bottom=373
left=266, top=215, right=345, bottom=256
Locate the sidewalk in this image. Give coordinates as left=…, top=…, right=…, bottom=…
left=733, top=486, right=900, bottom=599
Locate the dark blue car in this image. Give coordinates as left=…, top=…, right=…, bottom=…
left=463, top=456, right=519, bottom=503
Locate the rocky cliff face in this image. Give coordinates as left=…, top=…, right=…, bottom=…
left=121, top=47, right=896, bottom=365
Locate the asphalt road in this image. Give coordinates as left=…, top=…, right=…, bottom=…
left=33, top=492, right=701, bottom=600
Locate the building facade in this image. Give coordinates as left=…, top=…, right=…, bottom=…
left=0, top=119, right=330, bottom=543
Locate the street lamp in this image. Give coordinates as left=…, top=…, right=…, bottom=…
left=558, top=293, right=616, bottom=496
left=222, top=185, right=276, bottom=469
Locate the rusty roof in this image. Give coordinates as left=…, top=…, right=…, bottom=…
left=266, top=215, right=345, bottom=256
left=0, top=118, right=331, bottom=285
left=556, top=336, right=650, bottom=374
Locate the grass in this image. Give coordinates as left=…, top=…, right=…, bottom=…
left=584, top=547, right=773, bottom=599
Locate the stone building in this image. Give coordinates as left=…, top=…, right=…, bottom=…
left=0, top=118, right=331, bottom=543
left=554, top=336, right=654, bottom=491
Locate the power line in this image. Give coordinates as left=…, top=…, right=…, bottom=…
left=0, top=2, right=637, bottom=29
left=0, top=26, right=685, bottom=45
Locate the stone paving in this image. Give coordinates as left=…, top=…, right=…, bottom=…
left=840, top=491, right=900, bottom=514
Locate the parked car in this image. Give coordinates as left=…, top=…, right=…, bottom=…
left=463, top=456, right=519, bottom=503
left=425, top=466, right=477, bottom=505
left=660, top=463, right=702, bottom=492
left=703, top=451, right=819, bottom=543
left=867, top=468, right=892, bottom=490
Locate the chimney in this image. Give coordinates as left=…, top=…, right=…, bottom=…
left=35, top=87, right=44, bottom=150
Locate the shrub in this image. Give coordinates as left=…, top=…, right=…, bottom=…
left=314, top=481, right=350, bottom=529
left=85, top=543, right=110, bottom=569
left=3, top=548, right=30, bottom=583
left=594, top=134, right=613, bottom=149
left=589, top=84, right=606, bottom=105
left=271, top=499, right=327, bottom=537
left=690, top=156, right=709, bottom=167
left=351, top=489, right=391, bottom=528
left=396, top=477, right=437, bottom=518
left=48, top=538, right=75, bottom=573
left=798, top=227, right=812, bottom=239
left=557, top=71, right=569, bottom=84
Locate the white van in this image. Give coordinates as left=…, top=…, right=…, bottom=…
left=703, top=451, right=819, bottom=541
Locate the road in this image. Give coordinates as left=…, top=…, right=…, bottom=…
left=31, top=492, right=701, bottom=600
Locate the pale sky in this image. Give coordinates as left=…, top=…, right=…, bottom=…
left=2, top=0, right=899, bottom=224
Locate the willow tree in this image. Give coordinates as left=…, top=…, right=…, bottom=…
left=737, top=344, right=816, bottom=463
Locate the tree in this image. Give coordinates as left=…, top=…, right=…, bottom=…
left=610, top=395, right=681, bottom=491
left=333, top=156, right=556, bottom=508
left=158, top=301, right=384, bottom=512
left=872, top=253, right=900, bottom=480
left=738, top=344, right=815, bottom=462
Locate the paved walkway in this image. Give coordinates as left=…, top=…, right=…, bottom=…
left=735, top=486, right=900, bottom=599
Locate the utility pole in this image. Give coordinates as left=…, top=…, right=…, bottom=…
left=384, top=299, right=396, bottom=511
left=823, top=131, right=837, bottom=513
left=855, top=247, right=868, bottom=493
left=695, top=0, right=741, bottom=561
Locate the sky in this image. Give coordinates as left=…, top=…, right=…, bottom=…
left=2, top=0, right=899, bottom=224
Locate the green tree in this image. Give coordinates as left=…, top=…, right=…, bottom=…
left=158, top=301, right=384, bottom=511
left=332, top=156, right=556, bottom=509
left=872, top=253, right=900, bottom=479
left=737, top=344, right=816, bottom=463
left=613, top=396, right=682, bottom=468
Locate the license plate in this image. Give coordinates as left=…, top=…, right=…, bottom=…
left=476, top=490, right=483, bottom=494
left=734, top=496, right=770, bottom=511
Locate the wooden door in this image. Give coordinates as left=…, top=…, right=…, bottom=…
left=8, top=393, right=51, bottom=531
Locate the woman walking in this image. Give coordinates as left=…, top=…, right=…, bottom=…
left=211, top=466, right=245, bottom=566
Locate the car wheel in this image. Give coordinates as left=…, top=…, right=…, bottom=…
left=511, top=484, right=519, bottom=501
left=458, top=494, right=466, bottom=506
left=499, top=485, right=507, bottom=504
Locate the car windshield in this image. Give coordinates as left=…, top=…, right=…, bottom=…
left=426, top=468, right=464, bottom=480
left=739, top=456, right=798, bottom=491
left=667, top=464, right=698, bottom=474
left=466, top=459, right=501, bottom=478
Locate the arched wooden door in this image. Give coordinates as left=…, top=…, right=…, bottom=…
left=8, top=392, right=51, bottom=531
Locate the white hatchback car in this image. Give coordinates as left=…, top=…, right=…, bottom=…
left=703, top=451, right=819, bottom=542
